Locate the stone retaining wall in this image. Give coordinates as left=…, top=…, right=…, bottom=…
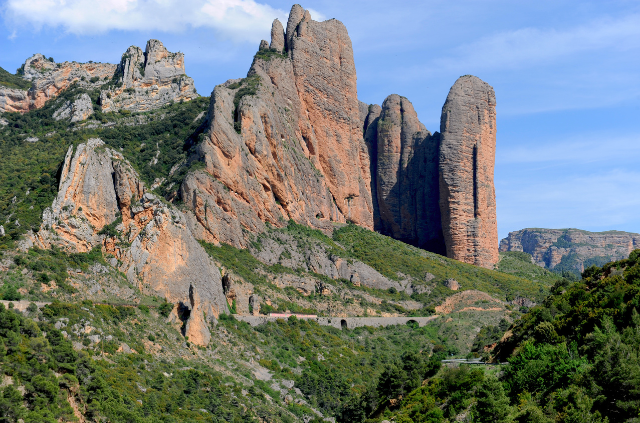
left=0, top=300, right=50, bottom=312
left=235, top=315, right=438, bottom=329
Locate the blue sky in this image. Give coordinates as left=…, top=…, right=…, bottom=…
left=1, top=0, right=639, bottom=240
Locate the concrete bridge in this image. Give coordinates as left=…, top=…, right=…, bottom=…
left=234, top=315, right=438, bottom=329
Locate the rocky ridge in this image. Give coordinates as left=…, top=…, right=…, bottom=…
left=0, top=54, right=116, bottom=114
left=100, top=39, right=198, bottom=113
left=0, top=40, right=197, bottom=115
left=180, top=5, right=499, bottom=268
left=30, top=139, right=226, bottom=346
left=499, top=228, right=640, bottom=273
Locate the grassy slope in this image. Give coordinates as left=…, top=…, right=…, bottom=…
left=333, top=224, right=555, bottom=303
left=0, top=66, right=31, bottom=90
left=496, top=251, right=563, bottom=286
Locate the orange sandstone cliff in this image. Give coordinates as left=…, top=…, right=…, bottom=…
left=180, top=5, right=499, bottom=268
left=18, top=5, right=503, bottom=349
left=31, top=139, right=226, bottom=346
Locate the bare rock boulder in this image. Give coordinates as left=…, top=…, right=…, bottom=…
left=444, top=278, right=460, bottom=291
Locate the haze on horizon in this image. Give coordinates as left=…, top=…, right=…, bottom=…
left=1, top=0, right=638, bottom=240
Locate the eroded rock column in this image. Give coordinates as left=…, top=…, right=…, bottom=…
left=439, top=75, right=498, bottom=268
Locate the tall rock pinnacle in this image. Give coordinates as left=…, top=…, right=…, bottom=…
left=182, top=4, right=374, bottom=248
left=439, top=75, right=499, bottom=268
left=374, top=95, right=444, bottom=253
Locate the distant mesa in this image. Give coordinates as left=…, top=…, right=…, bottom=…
left=500, top=228, right=640, bottom=275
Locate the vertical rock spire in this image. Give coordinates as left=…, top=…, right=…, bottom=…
left=439, top=75, right=499, bottom=268
left=270, top=19, right=285, bottom=51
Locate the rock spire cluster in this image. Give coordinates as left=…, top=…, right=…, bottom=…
left=14, top=4, right=502, bottom=346
left=180, top=4, right=499, bottom=268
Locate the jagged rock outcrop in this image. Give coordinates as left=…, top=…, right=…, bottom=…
left=1, top=41, right=198, bottom=116
left=439, top=76, right=498, bottom=268
left=500, top=228, right=640, bottom=273
left=52, top=93, right=94, bottom=122
left=33, top=139, right=226, bottom=346
left=0, top=54, right=116, bottom=114
left=99, top=40, right=198, bottom=113
left=181, top=5, right=373, bottom=247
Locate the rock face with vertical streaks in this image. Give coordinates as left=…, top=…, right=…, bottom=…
left=179, top=5, right=498, bottom=267
left=439, top=75, right=498, bottom=268
left=181, top=4, right=374, bottom=247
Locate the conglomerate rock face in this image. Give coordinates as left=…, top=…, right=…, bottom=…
left=0, top=54, right=116, bottom=114
left=100, top=39, right=198, bottom=113
left=0, top=41, right=198, bottom=116
left=438, top=75, right=499, bottom=268
left=180, top=5, right=498, bottom=267
left=500, top=228, right=640, bottom=272
left=372, top=95, right=444, bottom=254
left=32, top=139, right=226, bottom=346
left=181, top=5, right=374, bottom=247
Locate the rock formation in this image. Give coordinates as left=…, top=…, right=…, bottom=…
left=178, top=5, right=498, bottom=267
left=32, top=139, right=226, bottom=346
left=0, top=87, right=30, bottom=114
left=0, top=54, right=116, bottom=114
left=500, top=228, right=640, bottom=273
left=367, top=95, right=444, bottom=253
left=439, top=76, right=499, bottom=268
left=99, top=40, right=198, bottom=113
left=0, top=41, right=198, bottom=116
left=52, top=93, right=94, bottom=122
left=181, top=5, right=374, bottom=248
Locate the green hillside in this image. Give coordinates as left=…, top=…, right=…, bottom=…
left=496, top=251, right=565, bottom=286
left=0, top=66, right=31, bottom=90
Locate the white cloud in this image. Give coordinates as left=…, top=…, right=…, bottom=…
left=306, top=8, right=325, bottom=22
left=3, top=0, right=293, bottom=42
left=435, top=14, right=640, bottom=72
